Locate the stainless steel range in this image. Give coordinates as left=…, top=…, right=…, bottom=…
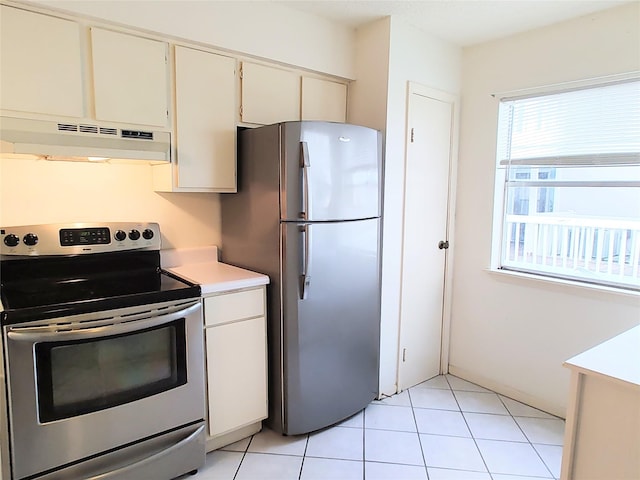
left=0, top=222, right=206, bottom=480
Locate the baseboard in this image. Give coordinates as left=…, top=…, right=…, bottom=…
left=206, top=422, right=262, bottom=452
left=448, top=365, right=566, bottom=419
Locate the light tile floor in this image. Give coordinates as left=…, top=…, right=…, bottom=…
left=190, top=375, right=564, bottom=480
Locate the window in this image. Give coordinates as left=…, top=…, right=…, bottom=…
left=493, top=79, right=640, bottom=291
left=36, top=320, right=186, bottom=422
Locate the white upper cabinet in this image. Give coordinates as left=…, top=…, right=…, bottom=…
left=0, top=6, right=84, bottom=118
left=240, top=63, right=348, bottom=125
left=90, top=28, right=169, bottom=127
left=172, top=46, right=236, bottom=191
left=240, top=62, right=301, bottom=125
left=301, top=77, right=347, bottom=123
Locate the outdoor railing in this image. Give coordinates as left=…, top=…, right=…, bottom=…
left=503, top=214, right=640, bottom=288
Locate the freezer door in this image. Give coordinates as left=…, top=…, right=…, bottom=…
left=281, top=219, right=381, bottom=435
left=281, top=122, right=382, bottom=222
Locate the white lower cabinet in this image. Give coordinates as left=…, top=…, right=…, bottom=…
left=203, top=286, right=268, bottom=450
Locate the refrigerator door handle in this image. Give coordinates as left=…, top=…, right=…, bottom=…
left=299, top=223, right=311, bottom=300
left=300, top=141, right=311, bottom=220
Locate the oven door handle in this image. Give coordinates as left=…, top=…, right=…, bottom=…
left=6, top=301, right=201, bottom=342
left=89, top=424, right=205, bottom=480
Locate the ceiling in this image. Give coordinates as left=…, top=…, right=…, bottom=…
left=274, top=0, right=631, bottom=46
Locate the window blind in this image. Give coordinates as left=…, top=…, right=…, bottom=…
left=497, top=79, right=640, bottom=167
left=493, top=78, right=640, bottom=290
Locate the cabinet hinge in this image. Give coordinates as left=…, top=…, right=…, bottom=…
left=239, top=67, right=243, bottom=79
left=410, top=128, right=415, bottom=143
left=402, top=348, right=407, bottom=362
left=240, top=105, right=244, bottom=117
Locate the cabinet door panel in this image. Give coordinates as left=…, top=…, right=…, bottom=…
left=301, top=77, right=347, bottom=123
left=206, top=317, right=268, bottom=437
left=91, top=28, right=168, bottom=127
left=241, top=62, right=300, bottom=125
left=175, top=46, right=236, bottom=190
left=0, top=6, right=83, bottom=117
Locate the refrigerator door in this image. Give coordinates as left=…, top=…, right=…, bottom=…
left=280, top=218, right=381, bottom=435
left=281, top=122, right=382, bottom=222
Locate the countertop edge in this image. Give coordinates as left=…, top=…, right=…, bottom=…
left=164, top=253, right=270, bottom=297
left=563, top=325, right=640, bottom=388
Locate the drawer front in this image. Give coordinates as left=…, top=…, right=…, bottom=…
left=204, top=287, right=265, bottom=327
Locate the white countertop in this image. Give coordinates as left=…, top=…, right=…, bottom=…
left=564, top=325, right=640, bottom=388
left=161, top=247, right=269, bottom=296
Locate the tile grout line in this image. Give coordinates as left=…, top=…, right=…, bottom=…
left=444, top=375, right=495, bottom=480
left=232, top=434, right=253, bottom=480
left=407, top=387, right=431, bottom=480
left=361, top=407, right=366, bottom=480
left=297, top=433, right=310, bottom=480
left=496, top=395, right=557, bottom=479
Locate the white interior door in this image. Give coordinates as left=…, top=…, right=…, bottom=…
left=397, top=85, right=456, bottom=391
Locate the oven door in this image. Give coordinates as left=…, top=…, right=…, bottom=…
left=3, top=299, right=205, bottom=480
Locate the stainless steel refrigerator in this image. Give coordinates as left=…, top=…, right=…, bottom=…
left=221, top=121, right=382, bottom=435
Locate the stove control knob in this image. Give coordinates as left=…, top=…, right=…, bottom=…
left=4, top=234, right=19, bottom=247
left=114, top=230, right=127, bottom=242
left=23, top=233, right=38, bottom=246
left=142, top=229, right=154, bottom=240
left=129, top=229, right=141, bottom=241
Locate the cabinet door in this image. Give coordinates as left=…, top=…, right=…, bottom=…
left=90, top=28, right=168, bottom=127
left=301, top=77, right=347, bottom=123
left=241, top=62, right=300, bottom=125
left=0, top=6, right=83, bottom=117
left=174, top=46, right=236, bottom=190
left=206, top=317, right=268, bottom=437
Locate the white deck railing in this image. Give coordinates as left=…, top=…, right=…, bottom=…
left=503, top=214, right=640, bottom=288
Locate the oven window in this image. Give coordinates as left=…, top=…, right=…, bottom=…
left=35, top=319, right=187, bottom=423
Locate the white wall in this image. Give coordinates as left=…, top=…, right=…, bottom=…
left=381, top=18, right=461, bottom=395
left=24, top=0, right=356, bottom=79
left=0, top=158, right=221, bottom=248
left=451, top=2, right=640, bottom=417
left=349, top=17, right=461, bottom=396
left=348, top=18, right=393, bottom=396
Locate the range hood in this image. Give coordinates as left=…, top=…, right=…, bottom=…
left=0, top=116, right=171, bottom=163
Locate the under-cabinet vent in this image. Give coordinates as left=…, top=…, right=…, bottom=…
left=57, top=123, right=77, bottom=132
left=1, top=116, right=171, bottom=163
left=79, top=125, right=99, bottom=134
left=58, top=123, right=117, bottom=136
left=56, top=124, right=152, bottom=139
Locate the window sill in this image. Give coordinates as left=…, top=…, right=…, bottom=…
left=486, top=268, right=640, bottom=299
